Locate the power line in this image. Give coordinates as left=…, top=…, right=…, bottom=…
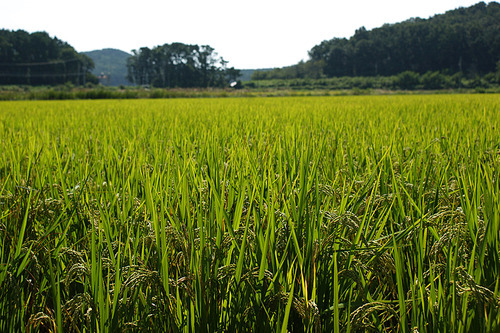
left=0, top=72, right=83, bottom=78
left=0, top=58, right=81, bottom=66
left=0, top=57, right=89, bottom=84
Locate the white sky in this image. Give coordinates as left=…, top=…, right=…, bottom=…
left=1, top=0, right=485, bottom=69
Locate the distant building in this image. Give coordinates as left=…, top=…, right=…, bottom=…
left=97, top=72, right=111, bottom=85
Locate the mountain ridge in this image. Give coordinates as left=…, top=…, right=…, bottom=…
left=82, top=48, right=132, bottom=86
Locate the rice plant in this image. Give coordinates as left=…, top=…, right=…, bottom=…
left=0, top=94, right=499, bottom=332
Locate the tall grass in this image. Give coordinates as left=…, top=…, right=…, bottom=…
left=0, top=95, right=499, bottom=331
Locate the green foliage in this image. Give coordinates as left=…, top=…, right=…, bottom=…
left=126, top=43, right=239, bottom=88
left=0, top=86, right=262, bottom=101
left=255, top=2, right=500, bottom=81
left=0, top=95, right=500, bottom=331
left=420, top=71, right=448, bottom=90
left=394, top=71, right=420, bottom=90
left=251, top=60, right=325, bottom=81
left=496, top=60, right=500, bottom=82
left=246, top=71, right=500, bottom=91
left=0, top=29, right=95, bottom=86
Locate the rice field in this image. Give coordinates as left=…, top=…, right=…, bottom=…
left=0, top=94, right=499, bottom=332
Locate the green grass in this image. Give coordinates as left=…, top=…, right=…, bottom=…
left=1, top=95, right=499, bottom=332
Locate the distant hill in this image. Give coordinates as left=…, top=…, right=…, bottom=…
left=83, top=48, right=131, bottom=86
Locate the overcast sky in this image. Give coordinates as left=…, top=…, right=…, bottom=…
left=1, top=0, right=485, bottom=69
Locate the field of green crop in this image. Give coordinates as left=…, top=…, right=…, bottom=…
left=1, top=95, right=499, bottom=332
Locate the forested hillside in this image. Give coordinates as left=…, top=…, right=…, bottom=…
left=253, top=2, right=500, bottom=80
left=0, top=30, right=96, bottom=85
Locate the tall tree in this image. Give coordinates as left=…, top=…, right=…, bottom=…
left=255, top=1, right=500, bottom=80
left=126, top=42, right=236, bottom=88
left=0, top=29, right=95, bottom=85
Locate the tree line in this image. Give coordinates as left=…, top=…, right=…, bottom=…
left=0, top=30, right=96, bottom=85
left=253, top=1, right=500, bottom=80
left=126, top=43, right=240, bottom=88
left=0, top=30, right=240, bottom=88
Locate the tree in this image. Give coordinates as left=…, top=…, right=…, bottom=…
left=225, top=67, right=242, bottom=83
left=126, top=42, right=235, bottom=88
left=254, top=2, right=500, bottom=81
left=395, top=71, right=420, bottom=90
left=0, top=29, right=95, bottom=85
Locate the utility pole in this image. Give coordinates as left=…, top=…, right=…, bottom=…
left=77, top=62, right=81, bottom=86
